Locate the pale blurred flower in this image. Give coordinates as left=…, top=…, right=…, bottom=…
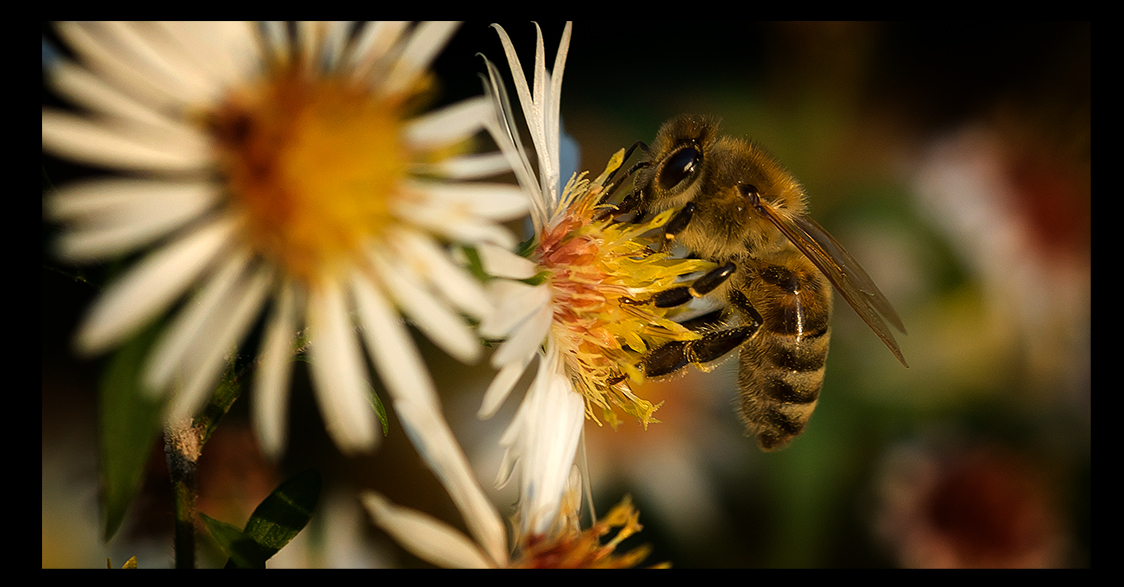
left=365, top=465, right=659, bottom=568
left=473, top=22, right=715, bottom=535
left=42, top=21, right=526, bottom=457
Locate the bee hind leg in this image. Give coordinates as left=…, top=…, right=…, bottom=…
left=653, top=261, right=736, bottom=308
left=642, top=324, right=757, bottom=378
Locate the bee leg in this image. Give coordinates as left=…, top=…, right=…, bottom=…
left=652, top=261, right=736, bottom=308
left=601, top=140, right=648, bottom=187
left=593, top=142, right=651, bottom=222
left=642, top=324, right=759, bottom=378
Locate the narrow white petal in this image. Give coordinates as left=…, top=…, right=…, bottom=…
left=546, top=22, right=571, bottom=183
left=307, top=281, right=379, bottom=454
left=404, top=96, right=491, bottom=150
left=369, top=248, right=481, bottom=364
left=479, top=281, right=551, bottom=344
left=93, top=22, right=220, bottom=105
left=348, top=21, right=409, bottom=75
left=319, top=21, right=354, bottom=70
left=490, top=298, right=553, bottom=369
left=478, top=353, right=534, bottom=419
left=415, top=152, right=513, bottom=180
left=351, top=275, right=508, bottom=563
left=43, top=109, right=210, bottom=173
left=389, top=228, right=492, bottom=322
left=392, top=400, right=510, bottom=567
left=479, top=55, right=545, bottom=228
left=253, top=281, right=300, bottom=460
left=45, top=59, right=180, bottom=130
left=51, top=178, right=221, bottom=260
left=350, top=271, right=438, bottom=412
left=514, top=355, right=585, bottom=535
left=167, top=263, right=275, bottom=423
left=396, top=204, right=518, bottom=250
left=475, top=243, right=538, bottom=280
left=153, top=22, right=261, bottom=92
left=53, top=22, right=192, bottom=110
left=362, top=492, right=494, bottom=569
left=409, top=180, right=529, bottom=222
left=380, top=21, right=460, bottom=98
left=76, top=214, right=237, bottom=355
left=143, top=247, right=253, bottom=392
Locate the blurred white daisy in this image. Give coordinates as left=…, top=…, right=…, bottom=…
left=42, top=21, right=527, bottom=457
left=473, top=23, right=716, bottom=536
left=365, top=462, right=659, bottom=568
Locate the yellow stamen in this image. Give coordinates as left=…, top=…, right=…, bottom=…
left=535, top=151, right=717, bottom=428
left=211, top=64, right=409, bottom=284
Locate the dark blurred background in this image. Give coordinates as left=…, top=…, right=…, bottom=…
left=43, top=22, right=1089, bottom=568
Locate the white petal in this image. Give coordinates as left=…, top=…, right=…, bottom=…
left=348, top=21, right=409, bottom=76
left=489, top=299, right=553, bottom=370
left=53, top=22, right=193, bottom=110
left=479, top=280, right=551, bottom=345
left=166, top=263, right=275, bottom=423
left=389, top=228, right=492, bottom=322
left=50, top=178, right=221, bottom=260
left=350, top=271, right=438, bottom=413
left=253, top=281, right=300, bottom=460
left=307, top=281, right=379, bottom=454
left=415, top=152, right=512, bottom=180
left=409, top=180, right=529, bottom=222
left=404, top=96, right=491, bottom=150
left=369, top=247, right=481, bottom=364
left=143, top=247, right=254, bottom=392
left=362, top=492, right=494, bottom=569
left=478, top=353, right=534, bottom=419
left=88, top=22, right=220, bottom=105
left=76, top=214, right=237, bottom=354
left=42, top=109, right=211, bottom=173
left=45, top=59, right=180, bottom=130
left=391, top=400, right=509, bottom=567
left=380, top=21, right=460, bottom=98
left=511, top=354, right=585, bottom=535
left=153, top=22, right=261, bottom=92
left=396, top=204, right=518, bottom=250
left=475, top=243, right=538, bottom=280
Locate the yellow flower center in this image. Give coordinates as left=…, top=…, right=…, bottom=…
left=211, top=65, right=409, bottom=284
left=534, top=155, right=716, bottom=428
left=513, top=496, right=665, bottom=568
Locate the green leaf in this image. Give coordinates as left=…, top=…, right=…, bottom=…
left=212, top=469, right=323, bottom=568
left=99, top=321, right=166, bottom=541
left=367, top=384, right=389, bottom=437
left=201, top=514, right=269, bottom=569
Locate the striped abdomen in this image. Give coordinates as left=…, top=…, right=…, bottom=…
left=732, top=253, right=833, bottom=451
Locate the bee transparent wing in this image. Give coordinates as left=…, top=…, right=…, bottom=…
left=757, top=203, right=908, bottom=367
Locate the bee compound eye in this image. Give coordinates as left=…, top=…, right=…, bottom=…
left=658, top=146, right=700, bottom=192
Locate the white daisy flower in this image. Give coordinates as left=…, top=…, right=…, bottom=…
left=474, top=23, right=717, bottom=536
left=365, top=463, right=658, bottom=568
left=42, top=21, right=527, bottom=458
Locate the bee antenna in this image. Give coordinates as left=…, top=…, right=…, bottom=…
left=602, top=140, right=648, bottom=186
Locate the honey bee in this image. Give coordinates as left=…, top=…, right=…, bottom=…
left=622, top=114, right=907, bottom=451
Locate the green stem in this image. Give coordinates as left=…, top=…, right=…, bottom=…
left=165, top=422, right=202, bottom=569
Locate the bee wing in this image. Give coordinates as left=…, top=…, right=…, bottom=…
left=756, top=203, right=908, bottom=367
